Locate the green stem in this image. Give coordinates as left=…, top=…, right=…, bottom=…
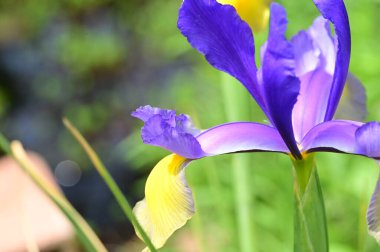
left=190, top=197, right=207, bottom=252
left=0, top=134, right=107, bottom=252
left=205, top=158, right=234, bottom=230
left=63, top=118, right=157, bottom=252
left=292, top=154, right=328, bottom=252
left=221, top=73, right=255, bottom=252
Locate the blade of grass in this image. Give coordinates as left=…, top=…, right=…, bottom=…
left=221, top=73, right=256, bottom=252
left=0, top=134, right=107, bottom=252
left=63, top=118, right=157, bottom=252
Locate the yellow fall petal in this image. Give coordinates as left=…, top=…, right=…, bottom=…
left=217, top=0, right=271, bottom=32
left=133, top=154, right=194, bottom=251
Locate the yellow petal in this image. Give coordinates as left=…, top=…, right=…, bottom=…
left=133, top=154, right=194, bottom=251
left=217, top=0, right=271, bottom=32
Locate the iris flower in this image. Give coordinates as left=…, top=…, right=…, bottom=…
left=132, top=0, right=380, bottom=250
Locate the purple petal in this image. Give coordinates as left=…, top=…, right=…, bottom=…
left=196, top=122, right=289, bottom=155
left=355, top=123, right=380, bottom=241
left=367, top=165, right=380, bottom=243
left=291, top=17, right=336, bottom=77
left=313, top=0, right=351, bottom=121
left=334, top=73, right=368, bottom=121
left=355, top=122, right=380, bottom=158
left=291, top=30, right=319, bottom=77
left=132, top=105, right=176, bottom=123
left=261, top=3, right=301, bottom=158
left=300, top=120, right=363, bottom=154
left=132, top=106, right=205, bottom=159
left=292, top=69, right=333, bottom=142
left=306, top=17, right=336, bottom=75
left=178, top=0, right=266, bottom=110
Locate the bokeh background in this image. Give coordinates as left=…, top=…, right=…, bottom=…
left=1, top=0, right=380, bottom=251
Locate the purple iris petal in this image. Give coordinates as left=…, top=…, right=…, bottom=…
left=261, top=3, right=301, bottom=158
left=196, top=122, right=288, bottom=155
left=177, top=0, right=266, bottom=110
left=132, top=105, right=200, bottom=135
left=355, top=124, right=380, bottom=241
left=292, top=69, right=333, bottom=142
left=132, top=105, right=176, bottom=122
left=132, top=106, right=205, bottom=159
left=290, top=17, right=337, bottom=142
left=133, top=106, right=291, bottom=158
left=355, top=122, right=380, bottom=158
left=291, top=31, right=319, bottom=77
left=367, top=169, right=380, bottom=243
left=292, top=17, right=335, bottom=77
left=301, top=120, right=363, bottom=154
left=334, top=73, right=368, bottom=121
left=313, top=0, right=351, bottom=121
left=308, top=17, right=336, bottom=74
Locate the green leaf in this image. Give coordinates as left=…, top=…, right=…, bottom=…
left=0, top=134, right=107, bottom=252
left=292, top=155, right=329, bottom=252
left=63, top=118, right=157, bottom=252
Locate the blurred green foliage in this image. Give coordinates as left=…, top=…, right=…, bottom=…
left=1, top=0, right=380, bottom=251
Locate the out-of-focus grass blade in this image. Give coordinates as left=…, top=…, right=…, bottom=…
left=63, top=118, right=157, bottom=252
left=0, top=134, right=107, bottom=252
left=221, top=73, right=256, bottom=252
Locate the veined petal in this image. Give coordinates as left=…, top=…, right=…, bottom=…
left=291, top=17, right=336, bottom=139
left=300, top=120, right=363, bottom=154
left=217, top=0, right=271, bottom=32
left=313, top=0, right=351, bottom=121
left=132, top=105, right=200, bottom=135
left=292, top=17, right=335, bottom=77
left=334, top=73, right=368, bottom=121
left=133, top=122, right=290, bottom=250
left=196, top=122, right=289, bottom=155
left=302, top=121, right=380, bottom=159
left=354, top=123, right=380, bottom=243
left=292, top=69, right=333, bottom=142
left=290, top=17, right=336, bottom=142
left=355, top=122, right=380, bottom=158
left=261, top=3, right=301, bottom=158
left=367, top=164, right=380, bottom=244
left=306, top=17, right=336, bottom=75
left=291, top=30, right=319, bottom=77
left=132, top=106, right=205, bottom=159
left=178, top=0, right=266, bottom=110
left=134, top=154, right=194, bottom=251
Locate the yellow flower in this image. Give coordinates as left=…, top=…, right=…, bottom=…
left=217, top=0, right=272, bottom=32
left=133, top=154, right=194, bottom=251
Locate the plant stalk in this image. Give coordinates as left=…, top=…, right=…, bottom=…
left=0, top=134, right=107, bottom=252
left=221, top=73, right=255, bottom=252
left=63, top=118, right=157, bottom=252
left=292, top=154, right=328, bottom=252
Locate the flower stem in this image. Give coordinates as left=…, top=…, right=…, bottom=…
left=292, top=154, right=328, bottom=252
left=63, top=118, right=157, bottom=252
left=0, top=134, right=107, bottom=252
left=221, top=73, right=256, bottom=252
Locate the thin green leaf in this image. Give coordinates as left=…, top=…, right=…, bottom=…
left=221, top=73, right=256, bottom=252
left=63, top=117, right=157, bottom=252
left=0, top=134, right=107, bottom=252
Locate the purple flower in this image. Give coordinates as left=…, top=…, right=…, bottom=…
left=132, top=0, right=380, bottom=249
